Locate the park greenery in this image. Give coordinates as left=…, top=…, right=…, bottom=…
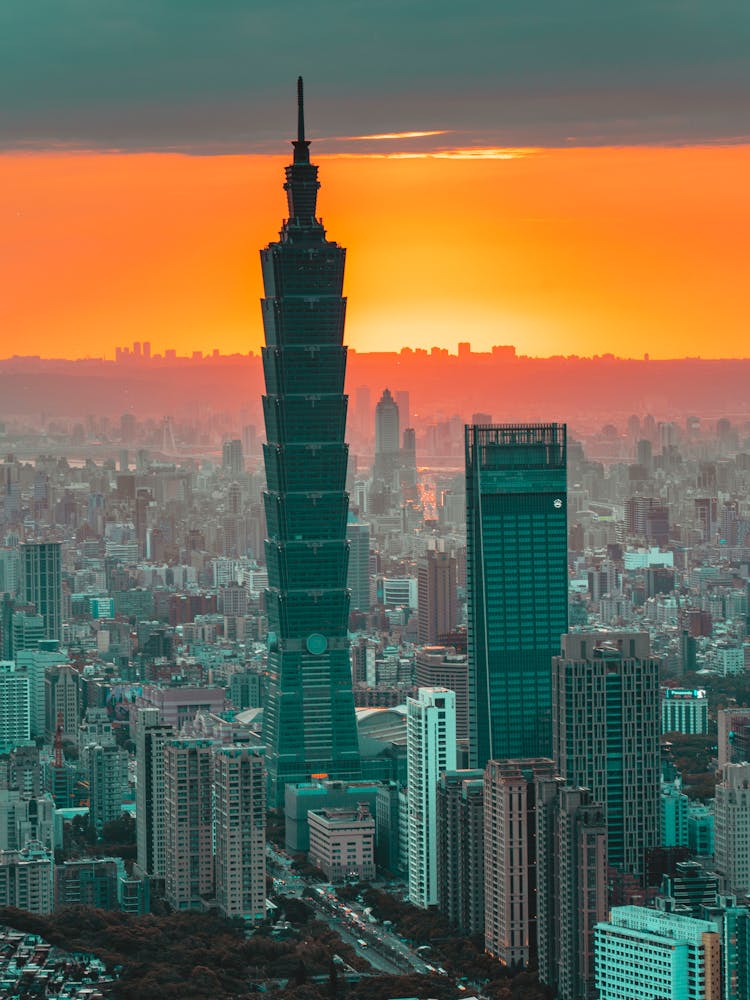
left=0, top=897, right=553, bottom=1000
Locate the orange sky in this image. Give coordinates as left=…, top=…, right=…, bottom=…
left=1, top=146, right=749, bottom=360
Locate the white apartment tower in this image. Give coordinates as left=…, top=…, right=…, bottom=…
left=0, top=840, right=54, bottom=914
left=407, top=686, right=457, bottom=908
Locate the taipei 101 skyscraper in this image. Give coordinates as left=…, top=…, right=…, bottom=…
left=261, top=79, right=361, bottom=807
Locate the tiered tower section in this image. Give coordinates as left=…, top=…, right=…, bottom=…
left=261, top=79, right=361, bottom=807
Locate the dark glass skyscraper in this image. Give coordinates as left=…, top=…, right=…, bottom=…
left=22, top=542, right=62, bottom=643
left=260, top=80, right=361, bottom=807
left=465, top=423, right=567, bottom=767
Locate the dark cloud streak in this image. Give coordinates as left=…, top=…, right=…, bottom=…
left=1, top=0, right=749, bottom=151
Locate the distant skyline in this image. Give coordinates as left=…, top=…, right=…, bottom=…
left=2, top=3, right=749, bottom=359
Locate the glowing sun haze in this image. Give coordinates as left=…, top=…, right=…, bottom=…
left=1, top=144, right=749, bottom=360
left=2, top=1, right=749, bottom=360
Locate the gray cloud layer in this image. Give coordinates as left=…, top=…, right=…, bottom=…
left=1, top=0, right=749, bottom=151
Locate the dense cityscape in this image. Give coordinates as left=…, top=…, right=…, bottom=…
left=4, top=86, right=750, bottom=1000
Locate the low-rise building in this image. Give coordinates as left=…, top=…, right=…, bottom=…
left=308, top=804, right=376, bottom=882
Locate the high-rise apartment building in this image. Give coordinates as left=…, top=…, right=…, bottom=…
left=135, top=708, right=173, bottom=879
left=163, top=738, right=215, bottom=910
left=536, top=781, right=608, bottom=1000
left=260, top=79, right=360, bottom=807
left=0, top=840, right=54, bottom=914
left=552, top=632, right=660, bottom=877
left=417, top=548, right=457, bottom=644
left=714, top=762, right=750, bottom=897
left=483, top=758, right=557, bottom=967
left=21, top=542, right=62, bottom=642
left=466, top=423, right=568, bottom=766
left=212, top=745, right=266, bottom=923
left=436, top=769, right=484, bottom=934
left=407, top=687, right=457, bottom=909
left=0, top=662, right=30, bottom=753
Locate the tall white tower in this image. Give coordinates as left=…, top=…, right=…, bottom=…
left=407, top=686, right=457, bottom=908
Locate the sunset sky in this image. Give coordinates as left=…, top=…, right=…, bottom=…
left=1, top=1, right=749, bottom=360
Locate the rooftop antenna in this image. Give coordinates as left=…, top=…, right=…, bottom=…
left=297, top=76, right=305, bottom=143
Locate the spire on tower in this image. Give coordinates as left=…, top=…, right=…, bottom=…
left=292, top=75, right=311, bottom=165
left=297, top=76, right=305, bottom=143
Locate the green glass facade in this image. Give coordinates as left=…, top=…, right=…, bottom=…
left=465, top=424, right=568, bottom=767
left=261, top=81, right=361, bottom=807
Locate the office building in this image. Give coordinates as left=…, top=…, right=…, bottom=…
left=2, top=745, right=42, bottom=798
left=483, top=758, right=557, bottom=967
left=375, top=781, right=402, bottom=874
left=131, top=684, right=226, bottom=735
left=689, top=803, right=716, bottom=857
left=662, top=779, right=690, bottom=848
left=0, top=790, right=55, bottom=852
left=417, top=548, right=457, bottom=644
left=21, top=542, right=62, bottom=642
left=536, top=781, right=608, bottom=1000
left=284, top=777, right=383, bottom=852
left=79, top=707, right=116, bottom=753
left=466, top=423, right=567, bottom=766
left=55, top=857, right=123, bottom=910
left=212, top=745, right=266, bottom=923
left=222, top=439, right=244, bottom=476
left=407, top=687, right=457, bottom=908
left=415, top=646, right=469, bottom=741
left=260, top=79, right=361, bottom=806
left=594, top=906, right=721, bottom=1000
left=16, top=647, right=66, bottom=739
left=702, top=894, right=750, bottom=1000
left=715, top=763, right=750, bottom=896
left=0, top=662, right=30, bottom=753
left=163, top=738, right=215, bottom=910
left=44, top=664, right=79, bottom=739
left=308, top=803, right=376, bottom=882
left=552, top=632, right=660, bottom=877
left=436, top=769, right=484, bottom=934
left=11, top=610, right=45, bottom=655
left=662, top=687, right=709, bottom=735
left=373, top=388, right=401, bottom=486
left=84, top=744, right=130, bottom=837
left=660, top=861, right=720, bottom=917
left=135, top=708, right=173, bottom=879
left=346, top=514, right=371, bottom=612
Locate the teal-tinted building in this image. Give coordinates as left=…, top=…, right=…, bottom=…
left=260, top=81, right=361, bottom=806
left=465, top=423, right=568, bottom=766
